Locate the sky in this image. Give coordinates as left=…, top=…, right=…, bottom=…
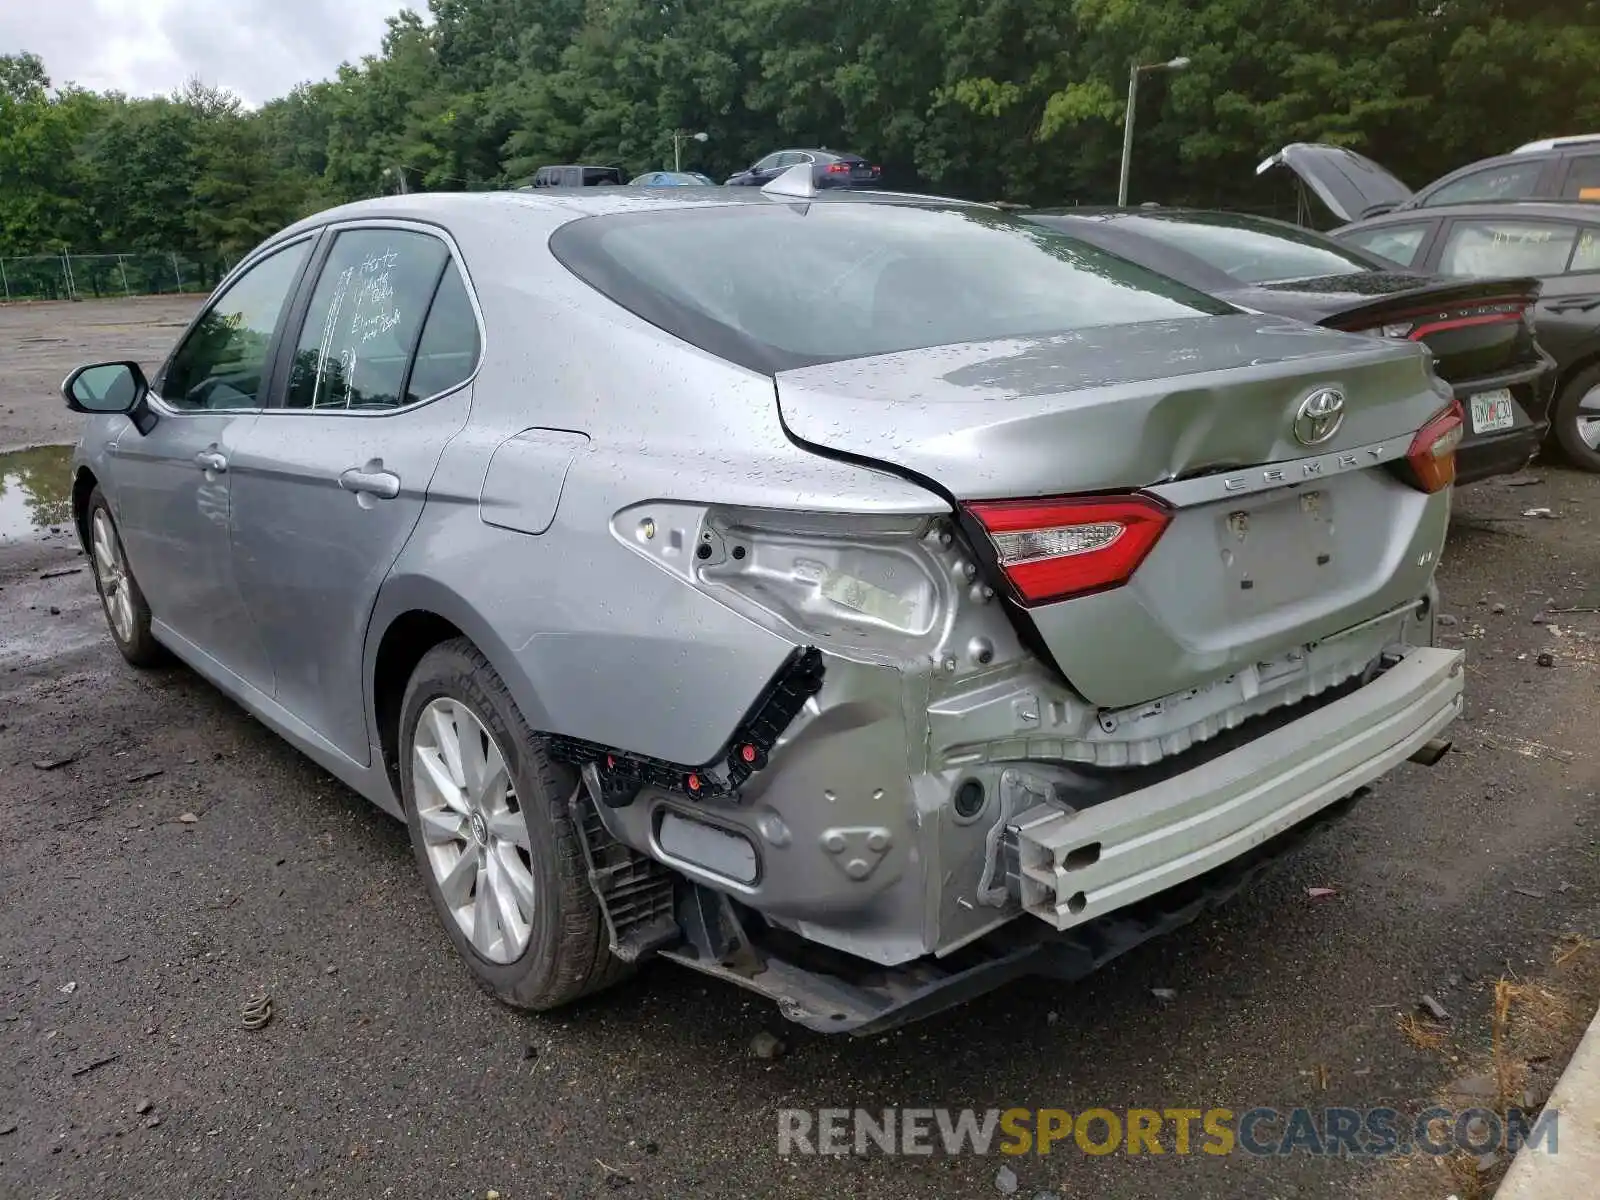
left=1, top=0, right=411, bottom=106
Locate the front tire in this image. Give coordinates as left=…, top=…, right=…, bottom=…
left=85, top=487, right=165, bottom=667
left=1552, top=365, right=1600, bottom=473
left=399, top=637, right=629, bottom=1009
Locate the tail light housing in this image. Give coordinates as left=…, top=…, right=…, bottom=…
left=1402, top=401, right=1464, bottom=493
left=964, top=495, right=1171, bottom=605
left=827, top=162, right=851, bottom=174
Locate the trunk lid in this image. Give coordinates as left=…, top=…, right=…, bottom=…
left=1257, top=144, right=1414, bottom=222
left=775, top=315, right=1453, bottom=708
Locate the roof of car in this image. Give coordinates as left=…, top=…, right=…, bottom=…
left=1512, top=134, right=1600, bottom=154
left=273, top=186, right=987, bottom=241
left=1337, top=199, right=1600, bottom=230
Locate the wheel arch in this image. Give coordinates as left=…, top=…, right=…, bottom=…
left=366, top=575, right=553, bottom=805
left=1556, top=347, right=1600, bottom=398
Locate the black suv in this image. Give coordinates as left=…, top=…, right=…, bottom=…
left=526, top=165, right=626, bottom=188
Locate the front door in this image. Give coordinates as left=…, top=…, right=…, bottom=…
left=110, top=237, right=314, bottom=691
left=228, top=225, right=482, bottom=763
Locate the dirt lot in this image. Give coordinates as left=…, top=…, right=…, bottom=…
left=1, top=298, right=1597, bottom=1199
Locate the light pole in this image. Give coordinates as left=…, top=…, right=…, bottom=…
left=673, top=130, right=709, bottom=172
left=1117, top=55, right=1190, bottom=206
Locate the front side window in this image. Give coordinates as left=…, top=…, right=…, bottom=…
left=283, top=228, right=450, bottom=410
left=752, top=154, right=784, bottom=172
left=160, top=240, right=311, bottom=411
left=1340, top=224, right=1430, bottom=268
left=1438, top=220, right=1578, bottom=277
left=551, top=203, right=1233, bottom=374
left=1562, top=154, right=1600, bottom=201
left=1423, top=161, right=1543, bottom=207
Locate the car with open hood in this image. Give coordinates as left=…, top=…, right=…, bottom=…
left=1259, top=139, right=1600, bottom=222
left=58, top=165, right=1465, bottom=1033
left=1025, top=207, right=1555, bottom=484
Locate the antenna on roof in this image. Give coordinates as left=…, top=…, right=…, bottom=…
left=761, top=162, right=818, bottom=200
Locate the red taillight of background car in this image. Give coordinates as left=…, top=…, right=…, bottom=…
left=964, top=495, right=1171, bottom=605
left=827, top=162, right=851, bottom=174
left=1404, top=401, right=1465, bottom=493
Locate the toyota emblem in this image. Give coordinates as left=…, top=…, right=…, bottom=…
left=1294, top=388, right=1346, bottom=446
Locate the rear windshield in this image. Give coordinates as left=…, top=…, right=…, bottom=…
left=1114, top=213, right=1379, bottom=284
left=549, top=202, right=1234, bottom=373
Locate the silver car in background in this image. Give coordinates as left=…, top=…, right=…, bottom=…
left=62, top=168, right=1466, bottom=1032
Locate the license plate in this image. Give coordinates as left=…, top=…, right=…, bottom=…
left=1469, top=388, right=1515, bottom=434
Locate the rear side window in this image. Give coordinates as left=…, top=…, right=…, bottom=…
left=1569, top=227, right=1600, bottom=272
left=284, top=228, right=451, bottom=410
left=550, top=204, right=1233, bottom=373
left=1438, top=220, right=1577, bottom=277
left=406, top=262, right=480, bottom=402
left=1423, top=161, right=1543, bottom=207
left=1340, top=224, right=1430, bottom=268
left=1562, top=154, right=1600, bottom=201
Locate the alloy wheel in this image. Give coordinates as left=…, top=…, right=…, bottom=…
left=412, top=697, right=535, bottom=963
left=1577, top=383, right=1600, bottom=451
left=91, top=508, right=135, bottom=645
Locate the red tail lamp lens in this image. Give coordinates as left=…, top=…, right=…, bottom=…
left=965, top=495, right=1171, bottom=605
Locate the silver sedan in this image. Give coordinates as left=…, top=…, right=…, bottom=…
left=62, top=169, right=1466, bottom=1032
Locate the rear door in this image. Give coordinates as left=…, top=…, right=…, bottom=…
left=227, top=223, right=482, bottom=763
left=1523, top=222, right=1600, bottom=365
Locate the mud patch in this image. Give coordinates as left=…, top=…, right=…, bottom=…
left=0, top=443, right=72, bottom=543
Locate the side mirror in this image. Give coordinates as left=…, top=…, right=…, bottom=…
left=62, top=361, right=155, bottom=433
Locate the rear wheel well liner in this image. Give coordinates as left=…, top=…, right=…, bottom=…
left=372, top=610, right=466, bottom=800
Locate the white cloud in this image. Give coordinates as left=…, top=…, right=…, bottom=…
left=0, top=0, right=411, bottom=105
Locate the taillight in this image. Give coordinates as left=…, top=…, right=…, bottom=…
left=1404, top=401, right=1464, bottom=493
left=965, top=495, right=1171, bottom=605
left=827, top=162, right=850, bottom=174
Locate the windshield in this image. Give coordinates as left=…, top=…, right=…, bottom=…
left=550, top=202, right=1234, bottom=373
left=1114, top=213, right=1377, bottom=285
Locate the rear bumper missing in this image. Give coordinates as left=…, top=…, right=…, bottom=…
left=1012, top=646, right=1464, bottom=929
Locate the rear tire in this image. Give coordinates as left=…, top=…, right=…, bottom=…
left=85, top=487, right=166, bottom=667
left=399, top=637, right=630, bottom=1009
left=1552, top=365, right=1600, bottom=473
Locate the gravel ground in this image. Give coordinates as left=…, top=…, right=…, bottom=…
left=1, top=298, right=1597, bottom=1199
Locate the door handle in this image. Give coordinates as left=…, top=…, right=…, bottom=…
left=194, top=450, right=228, bottom=473
left=1547, top=298, right=1600, bottom=314
left=339, top=467, right=401, bottom=500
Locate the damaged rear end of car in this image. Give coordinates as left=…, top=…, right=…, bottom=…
left=536, top=196, right=1466, bottom=1032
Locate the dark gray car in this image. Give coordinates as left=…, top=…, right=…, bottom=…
left=58, top=170, right=1465, bottom=1032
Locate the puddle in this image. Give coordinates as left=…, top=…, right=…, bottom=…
left=0, top=443, right=74, bottom=543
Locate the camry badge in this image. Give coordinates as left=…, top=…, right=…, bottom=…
left=1294, top=388, right=1346, bottom=447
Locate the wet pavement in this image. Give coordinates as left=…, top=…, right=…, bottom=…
left=0, top=443, right=73, bottom=545
left=0, top=299, right=1597, bottom=1199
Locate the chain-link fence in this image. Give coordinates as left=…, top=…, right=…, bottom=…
left=0, top=252, right=228, bottom=303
